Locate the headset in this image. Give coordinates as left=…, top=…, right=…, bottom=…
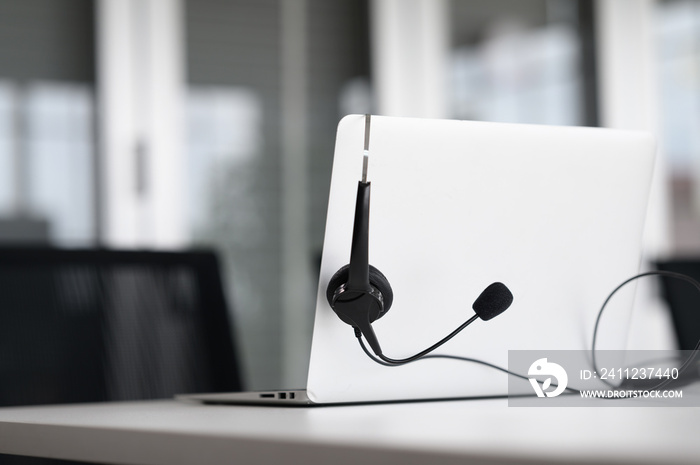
left=325, top=115, right=514, bottom=366
left=325, top=115, right=700, bottom=391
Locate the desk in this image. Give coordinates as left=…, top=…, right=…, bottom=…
left=0, top=398, right=698, bottom=465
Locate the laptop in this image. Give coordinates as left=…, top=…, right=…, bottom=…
left=179, top=115, right=656, bottom=406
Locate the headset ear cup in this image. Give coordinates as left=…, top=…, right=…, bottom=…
left=326, top=265, right=351, bottom=307
left=325, top=264, right=394, bottom=319
left=368, top=265, right=393, bottom=315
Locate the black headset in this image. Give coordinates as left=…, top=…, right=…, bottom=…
left=325, top=115, right=514, bottom=366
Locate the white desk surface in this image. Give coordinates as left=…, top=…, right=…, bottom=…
left=0, top=398, right=699, bottom=465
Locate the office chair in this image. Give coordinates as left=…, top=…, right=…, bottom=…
left=0, top=247, right=242, bottom=409
left=0, top=247, right=244, bottom=465
left=656, top=259, right=700, bottom=351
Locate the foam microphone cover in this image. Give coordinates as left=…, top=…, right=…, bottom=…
left=472, top=282, right=513, bottom=321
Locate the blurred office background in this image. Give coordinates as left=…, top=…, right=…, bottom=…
left=0, top=0, right=698, bottom=390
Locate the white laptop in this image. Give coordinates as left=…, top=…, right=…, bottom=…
left=179, top=115, right=656, bottom=406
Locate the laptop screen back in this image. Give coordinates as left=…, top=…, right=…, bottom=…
left=308, top=115, right=656, bottom=404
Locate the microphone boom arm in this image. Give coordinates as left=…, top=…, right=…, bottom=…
left=355, top=314, right=480, bottom=365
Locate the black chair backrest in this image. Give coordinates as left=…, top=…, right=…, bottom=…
left=0, top=247, right=242, bottom=407
left=656, top=259, right=700, bottom=351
